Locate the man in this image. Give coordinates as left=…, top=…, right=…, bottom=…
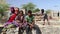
left=43, top=13, right=50, bottom=25
left=57, top=12, right=59, bottom=19
left=41, top=9, right=44, bottom=15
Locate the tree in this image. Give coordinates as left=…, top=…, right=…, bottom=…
left=33, top=8, right=40, bottom=13
left=21, top=3, right=36, bottom=14
left=46, top=10, right=51, bottom=14
left=0, top=0, right=9, bottom=17
left=26, top=3, right=36, bottom=10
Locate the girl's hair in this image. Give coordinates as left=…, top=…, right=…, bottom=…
left=18, top=8, right=20, bottom=14
left=17, top=8, right=20, bottom=12
left=10, top=7, right=15, bottom=14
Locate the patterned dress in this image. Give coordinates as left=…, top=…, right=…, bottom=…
left=16, top=15, right=27, bottom=27
left=2, top=13, right=17, bottom=31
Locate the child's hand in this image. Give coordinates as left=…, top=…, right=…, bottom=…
left=16, top=20, right=20, bottom=23
left=30, top=24, right=34, bottom=29
left=30, top=24, right=34, bottom=27
left=28, top=23, right=34, bottom=27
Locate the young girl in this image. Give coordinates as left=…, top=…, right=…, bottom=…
left=16, top=10, right=27, bottom=34
left=2, top=7, right=19, bottom=33
left=4, top=7, right=19, bottom=27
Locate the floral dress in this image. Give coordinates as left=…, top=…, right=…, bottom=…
left=16, top=15, right=27, bottom=28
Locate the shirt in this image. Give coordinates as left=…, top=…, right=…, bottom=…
left=25, top=15, right=34, bottom=23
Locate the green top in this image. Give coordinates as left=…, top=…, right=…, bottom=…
left=25, top=15, right=34, bottom=23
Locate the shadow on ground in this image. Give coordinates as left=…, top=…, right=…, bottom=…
left=0, top=27, right=3, bottom=34
left=0, top=24, right=42, bottom=34
left=35, top=24, right=42, bottom=34
left=26, top=24, right=42, bottom=34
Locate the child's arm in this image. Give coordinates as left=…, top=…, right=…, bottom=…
left=16, top=20, right=20, bottom=23
left=32, top=16, right=35, bottom=25
left=30, top=16, right=35, bottom=27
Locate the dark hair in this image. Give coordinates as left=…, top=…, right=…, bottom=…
left=17, top=8, right=20, bottom=13
left=41, top=9, right=44, bottom=14
left=28, top=10, right=32, bottom=14
left=10, top=7, right=15, bottom=14
left=28, top=10, right=33, bottom=17
left=17, top=8, right=19, bottom=12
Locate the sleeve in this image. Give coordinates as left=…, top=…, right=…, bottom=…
left=33, top=16, right=34, bottom=19
left=32, top=16, right=34, bottom=21
left=25, top=16, right=28, bottom=21
left=32, top=16, right=35, bottom=24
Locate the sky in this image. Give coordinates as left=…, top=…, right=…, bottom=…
left=6, top=0, right=60, bottom=10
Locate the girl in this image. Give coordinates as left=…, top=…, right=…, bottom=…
left=2, top=7, right=19, bottom=34
left=16, top=10, right=27, bottom=34
left=4, top=7, right=19, bottom=27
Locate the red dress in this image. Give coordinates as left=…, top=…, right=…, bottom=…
left=4, top=13, right=17, bottom=27
left=8, top=13, right=17, bottom=22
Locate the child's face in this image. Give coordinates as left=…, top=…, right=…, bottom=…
left=15, top=8, right=19, bottom=14
left=15, top=8, right=18, bottom=12
left=19, top=12, right=23, bottom=15
left=11, top=9, right=14, bottom=11
left=28, top=13, right=31, bottom=16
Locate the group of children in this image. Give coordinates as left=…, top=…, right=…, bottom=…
left=2, top=7, right=35, bottom=34
left=2, top=7, right=52, bottom=34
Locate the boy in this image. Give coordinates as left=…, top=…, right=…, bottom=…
left=25, top=10, right=34, bottom=34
